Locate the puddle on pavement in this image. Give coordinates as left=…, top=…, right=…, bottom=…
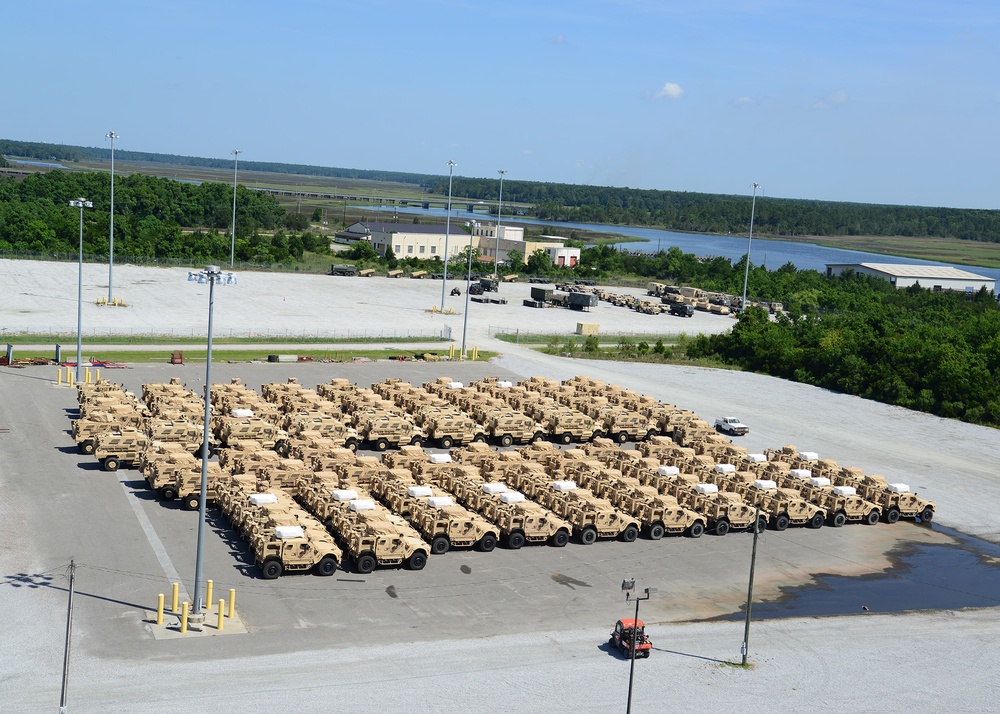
left=718, top=525, right=1000, bottom=620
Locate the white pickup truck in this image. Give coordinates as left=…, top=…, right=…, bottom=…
left=715, top=417, right=749, bottom=436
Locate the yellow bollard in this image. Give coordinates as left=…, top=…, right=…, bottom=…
left=217, top=601, right=225, bottom=631
left=57, top=369, right=63, bottom=386
left=228, top=589, right=236, bottom=619
left=472, top=346, right=479, bottom=360
left=95, top=368, right=100, bottom=382
left=180, top=602, right=189, bottom=634
left=156, top=594, right=164, bottom=625
left=171, top=582, right=179, bottom=613
left=449, top=344, right=455, bottom=359
left=68, top=370, right=74, bottom=387
left=84, top=367, right=91, bottom=383
left=205, top=580, right=213, bottom=611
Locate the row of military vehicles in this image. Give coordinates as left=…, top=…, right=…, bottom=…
left=70, top=374, right=935, bottom=580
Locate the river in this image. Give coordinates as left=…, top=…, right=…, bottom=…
left=368, top=204, right=1000, bottom=287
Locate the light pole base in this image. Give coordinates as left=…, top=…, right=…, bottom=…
left=187, top=612, right=206, bottom=631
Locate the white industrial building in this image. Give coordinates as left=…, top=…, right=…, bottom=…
left=825, top=263, right=995, bottom=293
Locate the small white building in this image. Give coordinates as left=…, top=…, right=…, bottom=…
left=826, top=263, right=995, bottom=294
left=334, top=221, right=469, bottom=259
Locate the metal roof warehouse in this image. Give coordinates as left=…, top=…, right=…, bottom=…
left=825, top=263, right=996, bottom=294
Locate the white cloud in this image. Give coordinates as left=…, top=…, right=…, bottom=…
left=655, top=82, right=685, bottom=100
left=814, top=90, right=849, bottom=109
left=734, top=96, right=754, bottom=105
left=546, top=33, right=566, bottom=45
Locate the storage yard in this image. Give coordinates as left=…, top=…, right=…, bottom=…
left=2, top=259, right=1000, bottom=712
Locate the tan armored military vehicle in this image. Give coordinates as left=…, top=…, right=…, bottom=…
left=744, top=479, right=826, bottom=530
left=684, top=484, right=759, bottom=535
left=254, top=518, right=342, bottom=579
left=854, top=475, right=935, bottom=523
left=407, top=494, right=500, bottom=554
left=480, top=410, right=539, bottom=446
left=333, top=500, right=430, bottom=572
left=355, top=412, right=425, bottom=451
left=147, top=418, right=206, bottom=456
left=532, top=480, right=641, bottom=544
left=422, top=410, right=486, bottom=449
left=93, top=428, right=152, bottom=471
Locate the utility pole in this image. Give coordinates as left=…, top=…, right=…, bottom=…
left=59, top=560, right=77, bottom=713
left=742, top=504, right=763, bottom=666
left=740, top=183, right=761, bottom=311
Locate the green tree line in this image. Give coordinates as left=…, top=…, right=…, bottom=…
left=0, top=139, right=436, bottom=185
left=686, top=280, right=1000, bottom=426
left=432, top=177, right=1000, bottom=242
left=0, top=170, right=327, bottom=264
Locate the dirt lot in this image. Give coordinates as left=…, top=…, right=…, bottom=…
left=1, top=259, right=999, bottom=713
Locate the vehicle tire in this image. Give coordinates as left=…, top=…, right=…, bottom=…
left=356, top=554, right=377, bottom=574
left=580, top=527, right=598, bottom=545
left=500, top=434, right=514, bottom=447
left=345, top=438, right=358, bottom=453
left=409, top=436, right=424, bottom=447
left=774, top=513, right=790, bottom=531
left=560, top=432, right=573, bottom=445
left=714, top=519, right=730, bottom=536
left=315, top=555, right=338, bottom=577
left=79, top=440, right=95, bottom=455
left=645, top=430, right=657, bottom=441
left=591, top=431, right=605, bottom=441
left=260, top=558, right=283, bottom=580
left=647, top=523, right=666, bottom=541
left=406, top=551, right=428, bottom=570
left=532, top=432, right=545, bottom=443
left=550, top=529, right=570, bottom=547
left=715, top=424, right=723, bottom=433
left=158, top=486, right=178, bottom=502
left=431, top=535, right=450, bottom=555
left=439, top=436, right=454, bottom=449
left=615, top=431, right=629, bottom=444
left=506, top=531, right=526, bottom=550
left=102, top=456, right=120, bottom=472
left=754, top=516, right=768, bottom=534
left=477, top=533, right=498, bottom=552
left=687, top=521, right=705, bottom=538
left=183, top=495, right=201, bottom=511
left=473, top=434, right=487, bottom=443
left=885, top=507, right=901, bottom=524
left=374, top=438, right=389, bottom=452
left=831, top=511, right=847, bottom=528
left=621, top=524, right=639, bottom=543
left=920, top=507, right=934, bottom=523
left=809, top=512, right=825, bottom=529
left=865, top=510, right=881, bottom=526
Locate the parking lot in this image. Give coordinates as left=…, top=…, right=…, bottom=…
left=2, top=259, right=1000, bottom=712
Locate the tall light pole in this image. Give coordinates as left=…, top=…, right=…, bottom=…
left=461, top=221, right=479, bottom=358
left=187, top=265, right=236, bottom=619
left=740, top=182, right=761, bottom=311
left=70, top=198, right=93, bottom=382
left=494, top=169, right=506, bottom=278
left=230, top=149, right=242, bottom=267
left=106, top=131, right=119, bottom=303
left=440, top=160, right=456, bottom=310
left=621, top=579, right=653, bottom=714
left=741, top=505, right=763, bottom=666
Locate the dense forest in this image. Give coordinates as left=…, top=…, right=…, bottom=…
left=433, top=177, right=1000, bottom=242
left=688, top=279, right=1000, bottom=426
left=0, top=170, right=327, bottom=264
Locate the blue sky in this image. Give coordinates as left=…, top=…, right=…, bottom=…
left=4, top=0, right=999, bottom=209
